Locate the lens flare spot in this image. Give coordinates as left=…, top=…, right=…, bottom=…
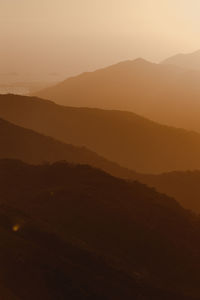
left=12, top=224, right=20, bottom=232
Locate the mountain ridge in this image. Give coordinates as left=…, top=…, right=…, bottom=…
left=33, top=58, right=200, bottom=132
left=2, top=94, right=200, bottom=173
left=3, top=94, right=200, bottom=213
left=162, top=49, right=200, bottom=70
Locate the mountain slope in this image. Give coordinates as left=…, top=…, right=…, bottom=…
left=34, top=58, right=200, bottom=132
left=0, top=185, right=168, bottom=300
left=2, top=114, right=200, bottom=213
left=162, top=49, right=200, bottom=70
left=0, top=116, right=139, bottom=179
left=2, top=102, right=200, bottom=213
left=2, top=95, right=200, bottom=173
left=135, top=170, right=200, bottom=214
left=0, top=160, right=200, bottom=299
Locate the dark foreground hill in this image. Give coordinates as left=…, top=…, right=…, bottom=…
left=0, top=160, right=200, bottom=299
left=0, top=186, right=183, bottom=300
left=34, top=58, right=200, bottom=132
left=2, top=94, right=200, bottom=173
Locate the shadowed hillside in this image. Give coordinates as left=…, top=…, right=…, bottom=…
left=135, top=171, right=200, bottom=214
left=0, top=117, right=139, bottom=178
left=0, top=160, right=200, bottom=299
left=2, top=95, right=200, bottom=214
left=2, top=115, right=200, bottom=214
left=34, top=59, right=200, bottom=132
left=0, top=186, right=176, bottom=300
left=2, top=95, right=200, bottom=172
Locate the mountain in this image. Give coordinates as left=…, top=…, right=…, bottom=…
left=2, top=106, right=200, bottom=213
left=0, top=117, right=108, bottom=165
left=0, top=164, right=175, bottom=300
left=0, top=159, right=200, bottom=299
left=3, top=95, right=200, bottom=173
left=2, top=99, right=200, bottom=213
left=0, top=116, right=139, bottom=179
left=133, top=171, right=200, bottom=214
left=0, top=203, right=139, bottom=300
left=34, top=58, right=200, bottom=132
left=162, top=50, right=200, bottom=70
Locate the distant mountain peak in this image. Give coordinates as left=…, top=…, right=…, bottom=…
left=175, top=49, right=200, bottom=58
left=105, top=58, right=154, bottom=72
left=133, top=57, right=151, bottom=64
left=190, top=49, right=200, bottom=56
left=162, top=49, right=200, bottom=69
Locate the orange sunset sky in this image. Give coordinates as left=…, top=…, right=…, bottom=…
left=1, top=0, right=200, bottom=77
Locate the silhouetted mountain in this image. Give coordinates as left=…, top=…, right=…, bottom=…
left=0, top=116, right=139, bottom=179
left=3, top=94, right=200, bottom=173
left=3, top=100, right=200, bottom=213
left=2, top=112, right=200, bottom=213
left=135, top=171, right=200, bottom=214
left=162, top=50, right=200, bottom=70
left=0, top=160, right=199, bottom=299
left=0, top=178, right=174, bottom=300
left=34, top=58, right=200, bottom=132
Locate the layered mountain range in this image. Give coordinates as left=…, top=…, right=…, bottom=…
left=35, top=57, right=200, bottom=132
left=2, top=51, right=200, bottom=299
left=2, top=94, right=200, bottom=173
left=1, top=94, right=200, bottom=214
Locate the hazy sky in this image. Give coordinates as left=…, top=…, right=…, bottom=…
left=1, top=0, right=200, bottom=79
